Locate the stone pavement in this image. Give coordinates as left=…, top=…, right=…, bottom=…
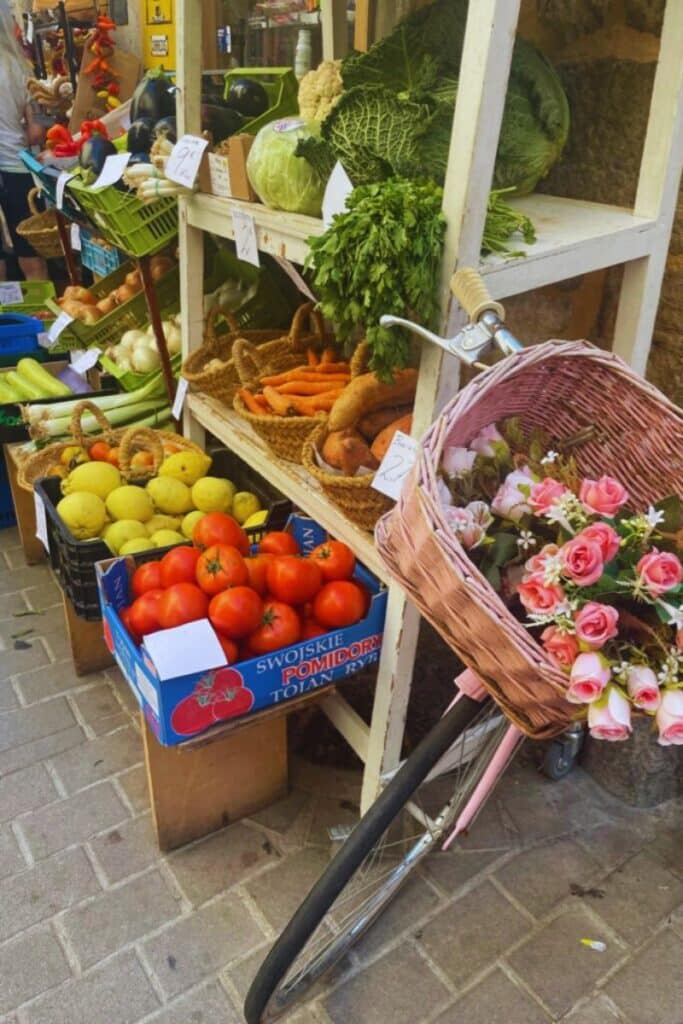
left=0, top=524, right=681, bottom=1024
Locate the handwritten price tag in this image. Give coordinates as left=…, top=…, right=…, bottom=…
left=372, top=430, right=419, bottom=501
left=56, top=172, right=75, bottom=210
left=0, top=282, right=24, bottom=306
left=70, top=348, right=101, bottom=375
left=166, top=135, right=209, bottom=190
left=92, top=153, right=131, bottom=191
left=322, top=161, right=354, bottom=228
left=34, top=491, right=49, bottom=552
left=207, top=153, right=231, bottom=197
left=172, top=376, right=189, bottom=421
left=232, top=209, right=260, bottom=267
left=271, top=255, right=317, bottom=303
left=47, top=311, right=74, bottom=346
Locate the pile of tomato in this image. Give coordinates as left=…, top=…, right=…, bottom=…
left=120, top=511, right=369, bottom=663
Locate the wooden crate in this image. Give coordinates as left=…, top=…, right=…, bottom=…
left=3, top=444, right=44, bottom=566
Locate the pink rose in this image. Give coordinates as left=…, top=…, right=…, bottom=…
left=566, top=651, right=611, bottom=703
left=656, top=689, right=683, bottom=746
left=637, top=549, right=683, bottom=597
left=581, top=522, right=621, bottom=563
left=470, top=424, right=505, bottom=458
left=588, top=687, right=632, bottom=741
left=443, top=506, right=485, bottom=550
left=491, top=468, right=535, bottom=523
left=529, top=477, right=568, bottom=514
left=626, top=666, right=661, bottom=712
left=561, top=537, right=604, bottom=587
left=574, top=602, right=619, bottom=649
left=517, top=578, right=565, bottom=615
left=442, top=446, right=477, bottom=477
left=541, top=626, right=579, bottom=670
left=580, top=476, right=629, bottom=517
left=525, top=544, right=560, bottom=580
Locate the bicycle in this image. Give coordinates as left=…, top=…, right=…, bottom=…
left=243, top=269, right=675, bottom=1023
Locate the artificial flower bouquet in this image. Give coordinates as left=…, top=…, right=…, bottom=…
left=438, top=419, right=683, bottom=745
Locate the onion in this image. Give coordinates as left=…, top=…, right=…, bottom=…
left=125, top=270, right=142, bottom=290
left=131, top=346, right=161, bottom=373
left=165, top=324, right=182, bottom=355
left=115, top=284, right=136, bottom=304
left=96, top=296, right=117, bottom=315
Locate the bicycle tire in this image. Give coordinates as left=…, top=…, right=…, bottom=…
left=244, top=694, right=496, bottom=1024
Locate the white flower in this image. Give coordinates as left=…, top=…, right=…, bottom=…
left=645, top=506, right=665, bottom=530
left=517, top=530, right=536, bottom=553
left=541, top=450, right=559, bottom=465
left=657, top=599, right=683, bottom=631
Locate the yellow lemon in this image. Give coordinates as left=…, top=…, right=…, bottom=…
left=106, top=485, right=154, bottom=523
left=60, top=445, right=89, bottom=468
left=145, top=514, right=182, bottom=536
left=61, top=461, right=122, bottom=500
left=191, top=476, right=235, bottom=513
left=158, top=451, right=212, bottom=486
left=102, top=520, right=148, bottom=554
left=232, top=491, right=261, bottom=525
left=182, top=509, right=205, bottom=539
left=243, top=509, right=268, bottom=529
left=56, top=492, right=107, bottom=540
left=147, top=477, right=194, bottom=515
left=149, top=529, right=185, bottom=548
left=119, top=537, right=156, bottom=555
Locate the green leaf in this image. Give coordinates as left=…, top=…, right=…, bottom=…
left=490, top=532, right=519, bottom=567
left=655, top=494, right=682, bottom=533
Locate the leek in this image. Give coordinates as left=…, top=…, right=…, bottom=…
left=29, top=399, right=169, bottom=441
left=23, top=374, right=167, bottom=426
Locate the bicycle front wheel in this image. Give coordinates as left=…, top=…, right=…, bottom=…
left=244, top=696, right=519, bottom=1023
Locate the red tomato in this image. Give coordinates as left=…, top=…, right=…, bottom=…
left=215, top=633, right=239, bottom=664
left=131, top=561, right=163, bottom=598
left=120, top=606, right=141, bottom=644
left=259, top=531, right=300, bottom=556
left=208, top=586, right=263, bottom=640
left=195, top=544, right=248, bottom=596
left=244, top=553, right=274, bottom=597
left=159, top=546, right=201, bottom=588
left=266, top=556, right=322, bottom=605
left=248, top=601, right=301, bottom=654
left=128, top=589, right=165, bottom=636
left=171, top=691, right=215, bottom=736
left=193, top=512, right=249, bottom=555
left=310, top=540, right=356, bottom=581
left=157, top=583, right=209, bottom=629
left=313, top=581, right=367, bottom=629
left=301, top=616, right=327, bottom=639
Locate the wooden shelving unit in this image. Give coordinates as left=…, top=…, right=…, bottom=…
left=175, top=0, right=683, bottom=814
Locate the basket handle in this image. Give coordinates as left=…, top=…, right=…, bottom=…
left=118, top=427, right=165, bottom=481
left=450, top=268, right=505, bottom=322
left=27, top=187, right=43, bottom=217
left=232, top=336, right=266, bottom=385
left=222, top=310, right=241, bottom=332
left=69, top=400, right=114, bottom=447
left=288, top=302, right=325, bottom=351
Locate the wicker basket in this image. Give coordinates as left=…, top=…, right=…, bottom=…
left=375, top=340, right=683, bottom=741
left=16, top=189, right=62, bottom=260
left=17, top=401, right=202, bottom=492
left=231, top=303, right=336, bottom=464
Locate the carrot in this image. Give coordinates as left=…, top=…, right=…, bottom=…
left=262, top=386, right=293, bottom=416
left=288, top=391, right=344, bottom=415
left=307, top=348, right=319, bottom=367
left=253, top=394, right=269, bottom=411
left=320, top=347, right=337, bottom=364
left=275, top=378, right=350, bottom=396
left=314, top=362, right=351, bottom=374
left=259, top=365, right=310, bottom=386
left=239, top=389, right=265, bottom=415
left=260, top=369, right=349, bottom=386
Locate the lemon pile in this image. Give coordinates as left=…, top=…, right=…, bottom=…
left=54, top=449, right=265, bottom=554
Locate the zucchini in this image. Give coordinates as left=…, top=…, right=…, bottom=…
left=3, top=370, right=43, bottom=401
left=0, top=378, right=19, bottom=403
left=16, top=358, right=72, bottom=398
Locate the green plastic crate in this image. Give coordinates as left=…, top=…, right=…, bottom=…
left=0, top=281, right=56, bottom=331
left=67, top=175, right=178, bottom=259
left=49, top=264, right=180, bottom=352
left=99, top=351, right=182, bottom=393
left=222, top=68, right=299, bottom=135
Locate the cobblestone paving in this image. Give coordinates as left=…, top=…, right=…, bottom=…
left=0, top=526, right=681, bottom=1023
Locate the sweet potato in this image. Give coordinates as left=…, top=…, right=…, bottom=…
left=370, top=413, right=414, bottom=461
left=358, top=404, right=414, bottom=441
left=322, top=429, right=379, bottom=476
left=328, top=369, right=418, bottom=432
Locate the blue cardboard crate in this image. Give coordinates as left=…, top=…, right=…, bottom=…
left=0, top=314, right=45, bottom=366
left=79, top=230, right=126, bottom=277
left=96, top=515, right=387, bottom=746
left=0, top=455, right=16, bottom=529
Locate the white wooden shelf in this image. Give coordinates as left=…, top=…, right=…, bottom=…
left=186, top=392, right=389, bottom=584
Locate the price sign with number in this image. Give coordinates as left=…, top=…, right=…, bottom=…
left=47, top=311, right=74, bottom=346
left=0, top=282, right=24, bottom=306
left=166, top=135, right=209, bottom=190
left=208, top=153, right=231, bottom=197
left=92, top=153, right=131, bottom=191
left=232, top=209, right=260, bottom=267
left=372, top=431, right=419, bottom=501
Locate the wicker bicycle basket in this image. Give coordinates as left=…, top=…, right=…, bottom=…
left=231, top=303, right=336, bottom=464
left=375, top=340, right=683, bottom=741
left=17, top=401, right=202, bottom=492
left=16, top=189, right=62, bottom=260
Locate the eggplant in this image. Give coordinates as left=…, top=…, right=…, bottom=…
left=153, top=116, right=177, bottom=145
left=224, top=78, right=269, bottom=119
left=127, top=118, right=154, bottom=155
left=79, top=135, right=116, bottom=177
left=130, top=69, right=176, bottom=124
left=201, top=104, right=243, bottom=144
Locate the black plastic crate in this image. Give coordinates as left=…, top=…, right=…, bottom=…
left=34, top=447, right=291, bottom=621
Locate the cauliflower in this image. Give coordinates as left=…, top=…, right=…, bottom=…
left=298, top=60, right=343, bottom=122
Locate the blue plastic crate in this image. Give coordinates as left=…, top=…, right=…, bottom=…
left=0, top=314, right=45, bottom=366
left=0, top=456, right=16, bottom=529
left=79, top=229, right=126, bottom=277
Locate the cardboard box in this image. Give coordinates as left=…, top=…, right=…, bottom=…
left=96, top=516, right=388, bottom=746
left=200, top=134, right=258, bottom=202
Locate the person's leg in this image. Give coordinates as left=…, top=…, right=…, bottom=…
left=1, top=171, right=49, bottom=279
left=18, top=254, right=47, bottom=279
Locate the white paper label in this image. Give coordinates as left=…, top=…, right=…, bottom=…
left=171, top=376, right=189, bottom=420
left=166, top=135, right=209, bottom=190
left=37, top=332, right=51, bottom=349
left=271, top=255, right=317, bottom=303
left=0, top=282, right=24, bottom=306
left=55, top=171, right=75, bottom=210
left=26, top=14, right=34, bottom=43
left=143, top=619, right=226, bottom=680
left=322, top=161, right=354, bottom=228
left=70, top=223, right=81, bottom=251
left=91, top=153, right=131, bottom=190
left=208, top=152, right=231, bottom=197
left=371, top=430, right=419, bottom=501
left=70, top=347, right=101, bottom=374
left=232, top=209, right=260, bottom=267
left=34, top=491, right=49, bottom=552
left=47, top=311, right=74, bottom=345
left=135, top=663, right=159, bottom=714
